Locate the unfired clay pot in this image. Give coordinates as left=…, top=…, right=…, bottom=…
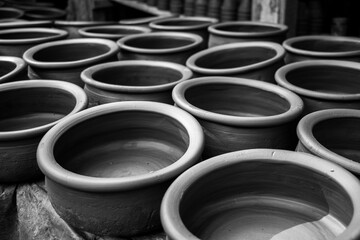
left=0, top=80, right=87, bottom=182
left=23, top=7, right=66, bottom=20
left=0, top=7, right=24, bottom=22
left=81, top=60, right=193, bottom=106
left=54, top=21, right=117, bottom=39
left=78, top=25, right=151, bottom=41
left=0, top=56, right=27, bottom=83
left=0, top=20, right=52, bottom=30
left=37, top=101, right=204, bottom=237
left=161, top=149, right=360, bottom=240
left=172, top=76, right=303, bottom=158
left=118, top=15, right=174, bottom=27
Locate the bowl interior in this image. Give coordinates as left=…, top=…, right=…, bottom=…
left=216, top=24, right=281, bottom=33
left=157, top=20, right=212, bottom=27
left=0, top=31, right=59, bottom=40
left=125, top=36, right=194, bottom=49
left=0, top=61, right=16, bottom=77
left=291, top=39, right=360, bottom=53
left=0, top=10, right=22, bottom=19
left=85, top=27, right=144, bottom=35
left=53, top=111, right=189, bottom=178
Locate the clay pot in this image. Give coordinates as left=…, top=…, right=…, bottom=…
left=117, top=32, right=203, bottom=65
left=78, top=25, right=151, bottom=41
left=296, top=109, right=360, bottom=177
left=186, top=41, right=285, bottom=83
left=208, top=21, right=288, bottom=48
left=0, top=56, right=27, bottom=83
left=172, top=76, right=303, bottom=158
left=283, top=35, right=360, bottom=63
left=161, top=148, right=360, bottom=240
left=23, top=7, right=66, bottom=20
left=0, top=27, right=68, bottom=57
left=54, top=21, right=117, bottom=39
left=37, top=101, right=204, bottom=237
left=0, top=20, right=52, bottom=30
left=118, top=15, right=174, bottom=27
left=23, top=38, right=119, bottom=87
left=0, top=80, right=87, bottom=183
left=275, top=60, right=360, bottom=116
left=81, top=60, right=192, bottom=106
left=0, top=7, right=24, bottom=22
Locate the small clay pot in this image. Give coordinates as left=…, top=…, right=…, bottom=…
left=78, top=25, right=151, bottom=41
left=118, top=15, right=174, bottom=27
left=54, top=21, right=117, bottom=39
left=0, top=80, right=88, bottom=183
left=283, top=35, right=360, bottom=63
left=23, top=7, right=66, bottom=20
left=0, top=56, right=27, bottom=83
left=81, top=60, right=193, bottom=106
left=0, top=7, right=24, bottom=22
left=0, top=27, right=68, bottom=57
left=0, top=20, right=52, bottom=30
left=186, top=41, right=285, bottom=83
left=117, top=31, right=203, bottom=64
left=172, top=76, right=303, bottom=158
left=37, top=101, right=204, bottom=237
left=161, top=149, right=360, bottom=240
left=23, top=38, right=119, bottom=87
left=275, top=60, right=360, bottom=116
left=296, top=109, right=360, bottom=177
left=208, top=21, right=288, bottom=47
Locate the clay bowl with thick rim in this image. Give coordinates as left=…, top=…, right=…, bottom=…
left=0, top=20, right=52, bottom=30
left=78, top=25, right=151, bottom=41
left=161, top=148, right=360, bottom=240
left=0, top=56, right=27, bottom=83
left=172, top=76, right=303, bottom=158
left=81, top=60, right=193, bottom=106
left=0, top=7, right=24, bottom=22
left=283, top=35, right=360, bottom=63
left=23, top=7, right=66, bottom=20
left=117, top=31, right=204, bottom=64
left=0, top=80, right=88, bottom=183
left=23, top=38, right=119, bottom=87
left=186, top=41, right=285, bottom=83
left=37, top=101, right=204, bottom=237
left=54, top=21, right=117, bottom=39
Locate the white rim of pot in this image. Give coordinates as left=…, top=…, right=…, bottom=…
left=0, top=27, right=68, bottom=44
left=23, top=38, right=119, bottom=68
left=149, top=16, right=219, bottom=31
left=172, top=76, right=303, bottom=126
left=0, top=20, right=52, bottom=29
left=78, top=25, right=151, bottom=39
left=0, top=80, right=88, bottom=140
left=297, top=108, right=360, bottom=173
left=0, top=7, right=24, bottom=20
left=0, top=56, right=27, bottom=82
left=81, top=60, right=193, bottom=92
left=37, top=101, right=204, bottom=191
left=116, top=31, right=203, bottom=54
left=161, top=148, right=360, bottom=240
left=283, top=35, right=360, bottom=58
left=186, top=41, right=285, bottom=75
left=275, top=60, right=360, bottom=100
left=208, top=21, right=288, bottom=38
left=54, top=20, right=116, bottom=27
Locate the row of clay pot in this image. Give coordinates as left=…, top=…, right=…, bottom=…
left=0, top=6, right=66, bottom=22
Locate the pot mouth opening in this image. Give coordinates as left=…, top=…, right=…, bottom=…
left=0, top=61, right=16, bottom=77
left=150, top=18, right=216, bottom=30
left=0, top=8, right=24, bottom=19
left=125, top=36, right=194, bottom=49
left=84, top=27, right=145, bottom=35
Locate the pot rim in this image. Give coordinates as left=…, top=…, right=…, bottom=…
left=297, top=108, right=360, bottom=173
left=0, top=20, right=52, bottom=29
left=0, top=56, right=27, bottom=83
left=0, top=27, right=68, bottom=44
left=54, top=20, right=116, bottom=27
left=0, top=79, right=88, bottom=140
left=0, top=7, right=24, bottom=20
left=160, top=148, right=360, bottom=240
left=172, top=76, right=303, bottom=126
left=24, top=6, right=66, bottom=17
left=118, top=15, right=174, bottom=25
left=116, top=31, right=203, bottom=54
left=283, top=35, right=360, bottom=57
left=37, top=101, right=204, bottom=191
left=186, top=41, right=285, bottom=75
left=275, top=60, right=360, bottom=100
left=23, top=38, right=119, bottom=68
left=78, top=25, right=151, bottom=40
left=81, top=60, right=193, bottom=92
left=149, top=16, right=219, bottom=31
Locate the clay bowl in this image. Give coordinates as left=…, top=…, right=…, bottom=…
left=78, top=25, right=151, bottom=41
left=0, top=27, right=68, bottom=57
left=275, top=60, right=360, bottom=116
left=297, top=109, right=360, bottom=177
left=23, top=38, right=119, bottom=87
left=118, top=15, right=174, bottom=27
left=81, top=60, right=193, bottom=106
left=161, top=148, right=360, bottom=240
left=208, top=21, right=288, bottom=48
left=0, top=20, right=52, bottom=30
left=0, top=7, right=24, bottom=22
left=0, top=56, right=27, bottom=83
left=117, top=31, right=203, bottom=65
left=172, top=76, right=303, bottom=158
left=186, top=41, right=285, bottom=83
left=54, top=21, right=117, bottom=39
left=37, top=101, right=204, bottom=237
left=0, top=80, right=87, bottom=183
left=23, top=7, right=66, bottom=20
left=283, top=35, right=360, bottom=63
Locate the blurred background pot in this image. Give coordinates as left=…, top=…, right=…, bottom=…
left=78, top=25, right=151, bottom=41
left=0, top=56, right=27, bottom=83
left=0, top=80, right=87, bottom=183
left=0, top=7, right=24, bottom=22
left=0, top=20, right=52, bottom=30
left=23, top=7, right=66, bottom=20
left=37, top=101, right=204, bottom=237
left=81, top=60, right=192, bottom=106
left=54, top=21, right=117, bottom=39
left=118, top=15, right=174, bottom=27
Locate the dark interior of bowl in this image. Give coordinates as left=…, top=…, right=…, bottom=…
left=291, top=39, right=360, bottom=52
left=0, top=61, right=16, bottom=77
left=25, top=8, right=64, bottom=17
left=92, top=65, right=183, bottom=86
left=180, top=160, right=352, bottom=240
left=0, top=87, right=76, bottom=131
left=195, top=47, right=276, bottom=69
left=157, top=20, right=211, bottom=27
left=86, top=27, right=144, bottom=35
left=0, top=10, right=22, bottom=19
left=185, top=83, right=290, bottom=117
left=0, top=31, right=58, bottom=40
left=125, top=36, right=194, bottom=49
left=216, top=24, right=281, bottom=33
left=313, top=117, right=360, bottom=163
left=54, top=111, right=189, bottom=178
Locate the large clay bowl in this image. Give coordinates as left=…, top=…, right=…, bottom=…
left=23, top=38, right=119, bottom=87
left=78, top=25, right=151, bottom=41
left=296, top=109, right=360, bottom=177
left=23, top=7, right=66, bottom=20
left=117, top=31, right=203, bottom=64
left=0, top=20, right=52, bottom=30
left=81, top=60, right=193, bottom=106
left=0, top=80, right=87, bottom=183
left=275, top=60, right=360, bottom=116
left=0, top=56, right=27, bottom=83
left=186, top=42, right=285, bottom=83
left=0, top=27, right=68, bottom=57
left=283, top=35, right=360, bottom=63
left=0, top=7, right=24, bottom=22
left=208, top=21, right=288, bottom=47
left=54, top=21, right=117, bottom=39
left=161, top=149, right=360, bottom=240
left=37, top=101, right=204, bottom=237
left=172, top=76, right=303, bottom=158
